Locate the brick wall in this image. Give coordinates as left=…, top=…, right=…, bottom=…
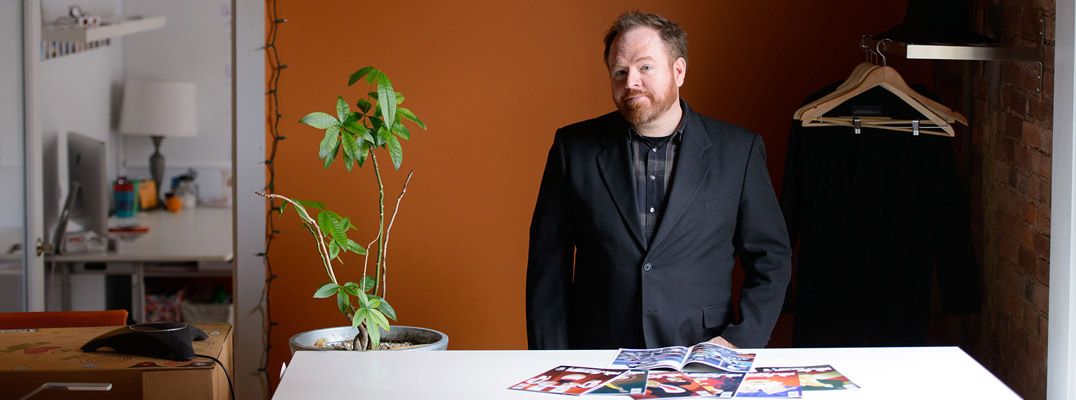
left=936, top=1, right=1054, bottom=398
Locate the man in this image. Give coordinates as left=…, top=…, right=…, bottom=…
left=526, top=11, right=791, bottom=350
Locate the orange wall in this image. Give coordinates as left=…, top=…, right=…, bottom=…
left=268, top=0, right=927, bottom=384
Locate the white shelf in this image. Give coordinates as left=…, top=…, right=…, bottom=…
left=43, top=16, right=166, bottom=43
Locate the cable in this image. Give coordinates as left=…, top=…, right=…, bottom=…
left=195, top=353, right=235, bottom=400
left=260, top=0, right=286, bottom=397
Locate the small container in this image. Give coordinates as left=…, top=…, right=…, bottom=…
left=164, top=192, right=183, bottom=213
left=113, top=177, right=137, bottom=218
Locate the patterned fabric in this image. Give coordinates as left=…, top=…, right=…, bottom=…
left=628, top=116, right=685, bottom=244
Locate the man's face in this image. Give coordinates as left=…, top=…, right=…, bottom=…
left=607, top=27, right=686, bottom=127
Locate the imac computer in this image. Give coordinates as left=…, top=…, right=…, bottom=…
left=65, top=131, right=108, bottom=238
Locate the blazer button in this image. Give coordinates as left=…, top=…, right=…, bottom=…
left=643, top=263, right=652, bottom=271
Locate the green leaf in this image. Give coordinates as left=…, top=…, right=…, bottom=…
left=397, top=107, right=427, bottom=129
left=357, top=141, right=370, bottom=167
left=387, top=135, right=403, bottom=169
left=328, top=240, right=340, bottom=260
left=345, top=239, right=366, bottom=255
left=392, top=119, right=411, bottom=140
left=341, top=132, right=360, bottom=162
left=323, top=143, right=340, bottom=169
left=377, top=80, right=397, bottom=132
left=356, top=289, right=370, bottom=308
left=378, top=298, right=398, bottom=320
left=357, top=98, right=372, bottom=115
left=295, top=199, right=324, bottom=210
left=347, top=66, right=376, bottom=86
left=376, top=125, right=391, bottom=147
left=342, top=117, right=368, bottom=137
left=360, top=276, right=377, bottom=292
left=351, top=307, right=368, bottom=328
left=342, top=282, right=361, bottom=296
left=368, top=297, right=382, bottom=309
left=300, top=112, right=338, bottom=129
left=367, top=322, right=382, bottom=349
left=337, top=291, right=350, bottom=314
left=369, top=308, right=391, bottom=331
left=313, top=282, right=339, bottom=298
left=335, top=96, right=349, bottom=121
left=318, top=125, right=341, bottom=160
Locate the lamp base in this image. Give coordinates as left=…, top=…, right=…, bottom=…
left=149, top=136, right=165, bottom=208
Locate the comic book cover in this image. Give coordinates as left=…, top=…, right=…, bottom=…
left=507, top=365, right=625, bottom=395
left=686, top=372, right=746, bottom=398
left=733, top=371, right=802, bottom=398
left=683, top=342, right=755, bottom=373
left=755, top=365, right=860, bottom=391
left=610, top=342, right=754, bottom=373
left=589, top=370, right=650, bottom=395
left=628, top=371, right=721, bottom=399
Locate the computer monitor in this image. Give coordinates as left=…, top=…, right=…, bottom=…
left=66, top=131, right=108, bottom=237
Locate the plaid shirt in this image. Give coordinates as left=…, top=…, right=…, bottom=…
left=628, top=116, right=686, bottom=245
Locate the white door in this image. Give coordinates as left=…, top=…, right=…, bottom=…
left=0, top=0, right=44, bottom=312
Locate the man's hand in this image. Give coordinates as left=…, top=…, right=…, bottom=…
left=707, top=336, right=738, bottom=349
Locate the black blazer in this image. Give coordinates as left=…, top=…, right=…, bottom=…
left=527, top=102, right=791, bottom=350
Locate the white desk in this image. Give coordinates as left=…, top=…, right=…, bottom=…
left=273, top=347, right=1018, bottom=399
left=46, top=208, right=233, bottom=321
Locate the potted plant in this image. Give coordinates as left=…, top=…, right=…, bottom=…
left=259, top=66, right=446, bottom=351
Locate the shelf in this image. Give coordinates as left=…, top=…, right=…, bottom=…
left=43, top=16, right=166, bottom=43
left=863, top=37, right=1041, bottom=63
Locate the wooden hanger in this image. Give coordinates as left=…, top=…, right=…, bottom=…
left=799, top=65, right=967, bottom=137
left=795, top=39, right=968, bottom=137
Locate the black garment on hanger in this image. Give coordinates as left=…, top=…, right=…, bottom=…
left=782, top=84, right=980, bottom=347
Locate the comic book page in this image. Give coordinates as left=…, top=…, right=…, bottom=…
left=589, top=370, right=650, bottom=395
left=683, top=342, right=756, bottom=373
left=755, top=365, right=859, bottom=391
left=610, top=346, right=690, bottom=370
left=507, top=365, right=625, bottom=395
left=685, top=372, right=746, bottom=399
left=629, top=371, right=720, bottom=399
left=734, top=371, right=803, bottom=398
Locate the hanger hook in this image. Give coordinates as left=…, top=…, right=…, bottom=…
left=876, top=39, right=890, bottom=66
left=860, top=35, right=872, bottom=63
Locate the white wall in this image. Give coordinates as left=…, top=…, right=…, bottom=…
left=0, top=0, right=24, bottom=229
left=120, top=0, right=233, bottom=203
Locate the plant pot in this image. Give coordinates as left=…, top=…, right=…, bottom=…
left=288, top=325, right=448, bottom=354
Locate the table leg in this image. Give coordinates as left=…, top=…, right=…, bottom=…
left=61, top=262, right=71, bottom=311
left=132, top=262, right=146, bottom=322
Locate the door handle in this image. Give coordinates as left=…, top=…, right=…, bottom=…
left=36, top=239, right=54, bottom=256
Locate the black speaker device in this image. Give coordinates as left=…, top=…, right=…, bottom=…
left=81, top=322, right=209, bottom=361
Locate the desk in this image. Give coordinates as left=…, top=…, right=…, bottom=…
left=0, top=323, right=232, bottom=400
left=273, top=347, right=1018, bottom=399
left=46, top=208, right=233, bottom=321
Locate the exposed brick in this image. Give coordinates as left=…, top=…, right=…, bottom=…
left=1033, top=233, right=1050, bottom=257
left=1029, top=96, right=1053, bottom=126
left=1021, top=121, right=1042, bottom=148
left=1031, top=281, right=1049, bottom=314
left=1031, top=151, right=1050, bottom=177
left=1035, top=257, right=1050, bottom=286
left=1019, top=246, right=1037, bottom=274
left=1001, top=86, right=1030, bottom=116
left=1039, top=315, right=1049, bottom=342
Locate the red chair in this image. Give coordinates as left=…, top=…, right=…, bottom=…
left=0, top=310, right=128, bottom=329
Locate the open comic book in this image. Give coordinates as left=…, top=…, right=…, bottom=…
left=610, top=342, right=755, bottom=373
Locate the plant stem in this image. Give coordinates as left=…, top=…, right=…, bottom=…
left=371, top=153, right=386, bottom=295
left=381, top=170, right=414, bottom=299
left=255, top=192, right=337, bottom=285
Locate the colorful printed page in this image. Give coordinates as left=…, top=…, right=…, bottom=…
left=755, top=365, right=860, bottom=391
left=507, top=365, right=625, bottom=395
left=610, top=342, right=755, bottom=372
left=734, top=371, right=803, bottom=398
left=629, top=371, right=721, bottom=399
left=589, top=370, right=649, bottom=395
left=683, top=342, right=755, bottom=373
left=610, top=346, right=690, bottom=370
left=685, top=372, right=745, bottom=399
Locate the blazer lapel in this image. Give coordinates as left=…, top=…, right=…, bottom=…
left=597, top=126, right=646, bottom=251
left=649, top=106, right=712, bottom=253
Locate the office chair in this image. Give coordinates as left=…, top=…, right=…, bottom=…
left=0, top=310, right=128, bottom=329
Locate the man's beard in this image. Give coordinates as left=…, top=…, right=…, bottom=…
left=616, top=82, right=678, bottom=127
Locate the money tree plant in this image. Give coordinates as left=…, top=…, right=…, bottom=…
left=258, top=66, right=426, bottom=350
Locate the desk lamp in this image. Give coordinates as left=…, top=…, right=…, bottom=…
left=120, top=79, right=197, bottom=206
left=17, top=382, right=111, bottom=400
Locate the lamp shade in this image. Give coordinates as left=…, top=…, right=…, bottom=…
left=119, top=80, right=197, bottom=137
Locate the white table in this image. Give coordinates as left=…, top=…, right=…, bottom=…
left=273, top=347, right=1019, bottom=399
left=46, top=208, right=233, bottom=321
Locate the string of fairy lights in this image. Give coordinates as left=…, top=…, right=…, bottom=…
left=260, top=0, right=286, bottom=395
